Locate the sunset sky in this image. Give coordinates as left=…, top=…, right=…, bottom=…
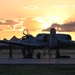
left=0, top=0, right=75, bottom=40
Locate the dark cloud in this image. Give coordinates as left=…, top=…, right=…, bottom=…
left=42, top=22, right=75, bottom=32
left=42, top=23, right=60, bottom=31
left=60, top=22, right=75, bottom=32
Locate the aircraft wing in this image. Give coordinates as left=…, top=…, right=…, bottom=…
left=0, top=40, right=47, bottom=49
left=0, top=38, right=75, bottom=49
left=57, top=39, right=75, bottom=48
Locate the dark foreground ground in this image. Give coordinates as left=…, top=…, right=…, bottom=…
left=0, top=64, right=75, bottom=75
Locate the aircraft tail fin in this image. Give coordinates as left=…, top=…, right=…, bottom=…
left=49, top=28, right=57, bottom=49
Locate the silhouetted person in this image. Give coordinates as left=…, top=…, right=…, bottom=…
left=36, top=52, right=41, bottom=59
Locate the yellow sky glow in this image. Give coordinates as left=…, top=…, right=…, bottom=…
left=0, top=0, right=75, bottom=40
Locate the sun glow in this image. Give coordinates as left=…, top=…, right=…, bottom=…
left=41, top=22, right=51, bottom=29
left=32, top=16, right=65, bottom=30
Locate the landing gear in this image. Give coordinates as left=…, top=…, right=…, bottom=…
left=55, top=48, right=60, bottom=58
left=22, top=48, right=33, bottom=59
left=22, top=48, right=26, bottom=58
left=55, top=48, right=70, bottom=59
left=36, top=52, right=41, bottom=59
left=9, top=45, right=12, bottom=59
left=26, top=49, right=33, bottom=59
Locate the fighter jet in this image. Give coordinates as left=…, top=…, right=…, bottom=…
left=0, top=28, right=75, bottom=59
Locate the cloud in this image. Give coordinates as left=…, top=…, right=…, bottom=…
left=23, top=6, right=39, bottom=10
left=50, top=4, right=75, bottom=8
left=2, top=17, right=75, bottom=32
left=0, top=29, right=3, bottom=31
left=14, top=24, right=25, bottom=31
left=0, top=17, right=43, bottom=31
left=61, top=22, right=75, bottom=32
left=0, top=19, right=18, bottom=25
left=64, top=16, right=75, bottom=23
left=0, top=19, right=25, bottom=31
left=23, top=17, right=42, bottom=31
left=5, top=20, right=18, bottom=25
left=1, top=17, right=75, bottom=32
left=0, top=25, right=13, bottom=31
left=50, top=5, right=69, bottom=8
left=42, top=22, right=75, bottom=32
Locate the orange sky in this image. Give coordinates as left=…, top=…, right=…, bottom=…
left=0, top=0, right=75, bottom=19
left=0, top=0, right=75, bottom=40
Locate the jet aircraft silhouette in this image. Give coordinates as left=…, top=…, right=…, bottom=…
left=0, top=28, right=75, bottom=59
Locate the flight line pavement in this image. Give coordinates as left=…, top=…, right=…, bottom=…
left=0, top=58, right=75, bottom=64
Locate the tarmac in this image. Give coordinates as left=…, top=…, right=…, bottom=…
left=0, top=58, right=75, bottom=64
